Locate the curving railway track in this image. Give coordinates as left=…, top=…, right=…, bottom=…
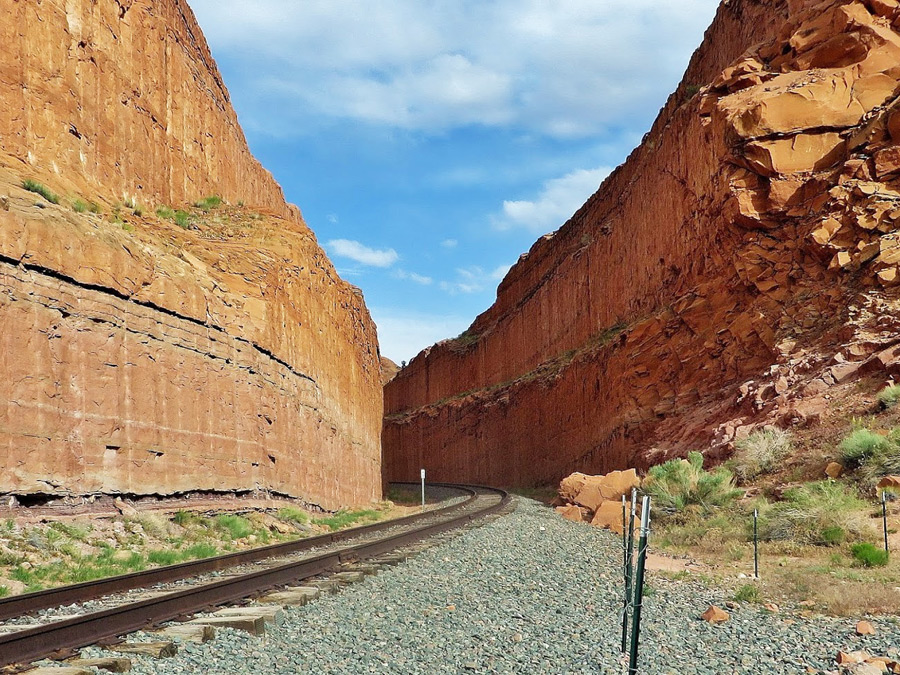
left=0, top=483, right=510, bottom=669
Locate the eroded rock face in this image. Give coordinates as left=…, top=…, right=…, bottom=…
left=0, top=0, right=382, bottom=509
left=384, top=0, right=900, bottom=488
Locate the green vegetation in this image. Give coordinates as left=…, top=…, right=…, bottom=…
left=72, top=199, right=101, bottom=214
left=877, top=384, right=900, bottom=409
left=277, top=507, right=309, bottom=525
left=194, top=195, right=223, bottom=211
left=22, top=179, right=59, bottom=204
left=174, top=210, right=192, bottom=229
left=644, top=451, right=741, bottom=515
left=730, top=428, right=792, bottom=483
left=147, top=543, right=217, bottom=566
left=763, top=481, right=870, bottom=546
left=214, top=514, right=254, bottom=540
left=0, top=586, right=9, bottom=599
left=733, top=583, right=761, bottom=603
left=314, top=509, right=381, bottom=532
left=156, top=206, right=176, bottom=219
left=173, top=510, right=196, bottom=527
left=851, top=542, right=889, bottom=568
left=840, top=429, right=894, bottom=469
left=838, top=427, right=900, bottom=484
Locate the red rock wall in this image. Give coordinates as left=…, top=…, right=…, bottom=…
left=0, top=0, right=291, bottom=217
left=0, top=0, right=382, bottom=509
left=384, top=0, right=900, bottom=487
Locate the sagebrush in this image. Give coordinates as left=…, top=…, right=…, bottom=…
left=644, top=452, right=742, bottom=515
left=731, top=428, right=792, bottom=482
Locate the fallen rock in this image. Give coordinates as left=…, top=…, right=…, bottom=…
left=590, top=500, right=633, bottom=534
left=700, top=605, right=730, bottom=623
left=572, top=469, right=641, bottom=511
left=878, top=476, right=900, bottom=490
left=556, top=505, right=586, bottom=523
left=113, top=497, right=137, bottom=517
left=857, top=620, right=877, bottom=635
left=826, top=461, right=845, bottom=479
left=838, top=650, right=872, bottom=666
left=763, top=602, right=780, bottom=613
left=558, top=473, right=588, bottom=503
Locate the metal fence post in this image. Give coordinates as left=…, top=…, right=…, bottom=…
left=883, top=490, right=890, bottom=554
left=628, top=495, right=651, bottom=674
left=621, top=491, right=637, bottom=653
left=753, top=509, right=759, bottom=579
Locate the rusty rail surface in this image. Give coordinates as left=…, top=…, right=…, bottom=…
left=0, top=484, right=510, bottom=667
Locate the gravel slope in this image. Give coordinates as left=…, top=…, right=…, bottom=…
left=81, top=497, right=899, bottom=674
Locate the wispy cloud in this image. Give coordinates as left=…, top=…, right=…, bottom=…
left=393, top=269, right=433, bottom=285
left=190, top=0, right=719, bottom=138
left=440, top=239, right=458, bottom=249
left=326, top=239, right=399, bottom=267
left=440, top=265, right=511, bottom=295
left=495, top=166, right=611, bottom=233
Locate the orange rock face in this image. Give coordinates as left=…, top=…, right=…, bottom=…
left=384, top=0, right=900, bottom=487
left=0, top=1, right=382, bottom=509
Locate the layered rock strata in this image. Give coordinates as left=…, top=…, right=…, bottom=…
left=384, top=0, right=900, bottom=487
left=0, top=0, right=382, bottom=509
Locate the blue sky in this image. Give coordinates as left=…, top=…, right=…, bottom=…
left=189, top=0, right=720, bottom=364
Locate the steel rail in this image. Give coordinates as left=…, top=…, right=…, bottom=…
left=0, top=482, right=475, bottom=622
left=0, top=484, right=510, bottom=667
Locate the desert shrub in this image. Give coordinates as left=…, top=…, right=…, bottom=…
left=73, top=199, right=101, bottom=214
left=156, top=206, right=175, bottom=219
left=22, top=179, right=59, bottom=204
left=763, top=481, right=870, bottom=545
left=277, top=507, right=309, bottom=525
left=731, top=428, right=792, bottom=482
left=214, top=514, right=253, bottom=540
left=644, top=452, right=742, bottom=515
left=877, top=385, right=900, bottom=409
left=840, top=429, right=894, bottom=469
left=851, top=542, right=889, bottom=567
left=733, top=583, right=761, bottom=603
left=194, top=195, right=222, bottom=211
left=821, top=526, right=846, bottom=546
left=174, top=210, right=191, bottom=229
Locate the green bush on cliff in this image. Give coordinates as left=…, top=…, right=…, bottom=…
left=22, top=179, right=59, bottom=204
left=194, top=195, right=223, bottom=211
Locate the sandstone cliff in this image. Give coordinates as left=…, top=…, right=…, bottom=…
left=0, top=0, right=382, bottom=509
left=384, top=0, right=900, bottom=487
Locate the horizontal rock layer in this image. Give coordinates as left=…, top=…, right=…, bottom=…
left=384, top=0, right=900, bottom=486
left=0, top=0, right=382, bottom=508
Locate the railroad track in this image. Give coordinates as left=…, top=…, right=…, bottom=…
left=0, top=483, right=510, bottom=669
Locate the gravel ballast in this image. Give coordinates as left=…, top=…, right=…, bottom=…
left=75, top=497, right=899, bottom=674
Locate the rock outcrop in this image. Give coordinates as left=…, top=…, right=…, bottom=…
left=384, top=0, right=900, bottom=488
left=0, top=0, right=382, bottom=509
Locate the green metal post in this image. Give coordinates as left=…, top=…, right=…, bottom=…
left=628, top=495, right=651, bottom=675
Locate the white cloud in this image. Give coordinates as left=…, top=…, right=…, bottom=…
left=392, top=269, right=433, bottom=285
left=440, top=264, right=511, bottom=295
left=370, top=308, right=472, bottom=363
left=440, top=239, right=458, bottom=249
left=190, top=0, right=720, bottom=138
left=496, top=166, right=611, bottom=233
left=326, top=239, right=399, bottom=267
